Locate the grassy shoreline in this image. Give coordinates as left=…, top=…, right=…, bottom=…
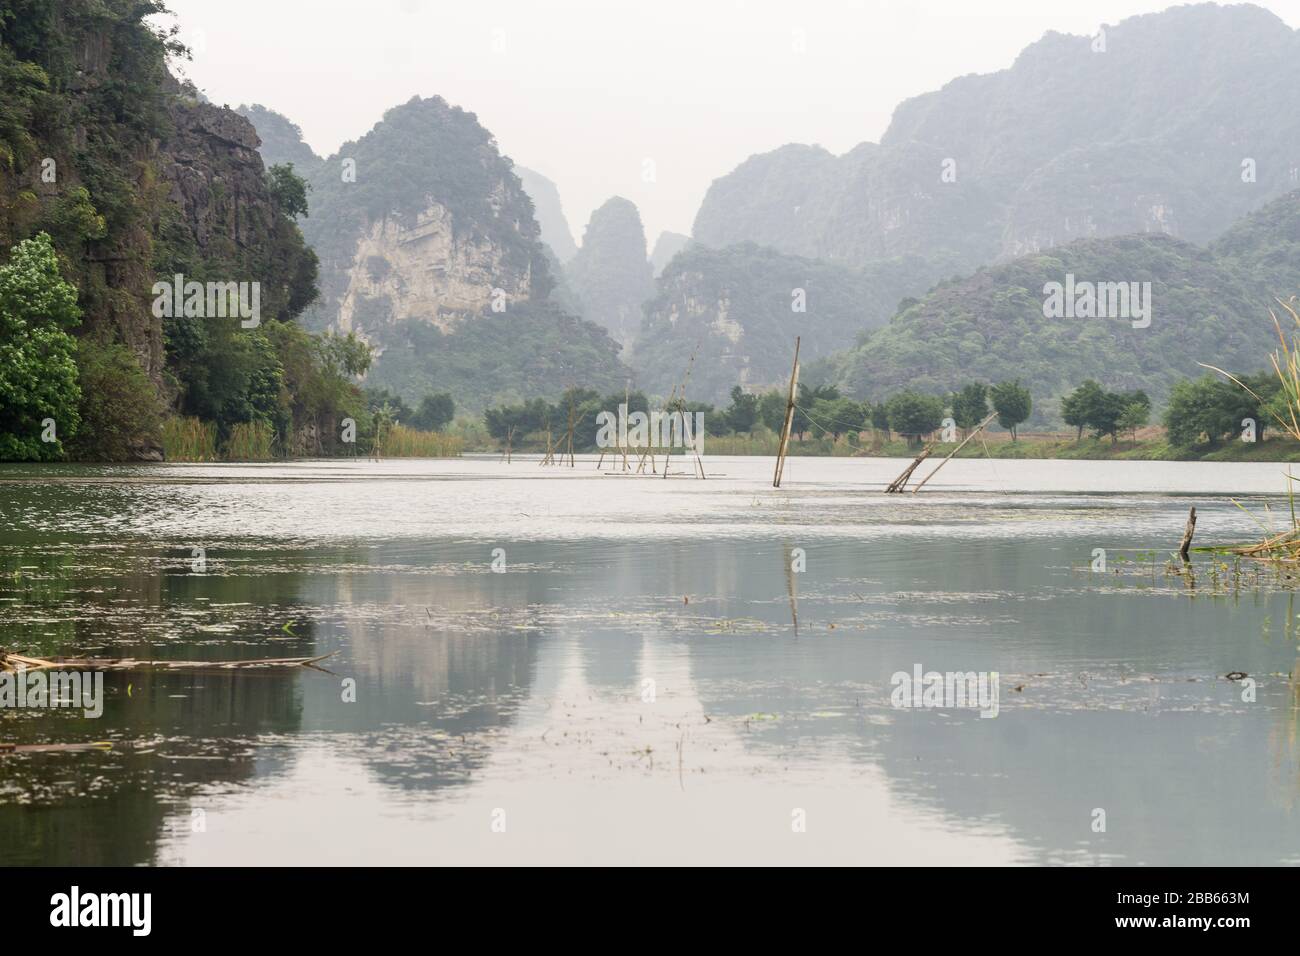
left=681, top=430, right=1300, bottom=462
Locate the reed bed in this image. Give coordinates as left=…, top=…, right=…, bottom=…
left=161, top=417, right=218, bottom=461
left=374, top=424, right=462, bottom=458
left=1204, top=297, right=1300, bottom=561
left=223, top=420, right=276, bottom=461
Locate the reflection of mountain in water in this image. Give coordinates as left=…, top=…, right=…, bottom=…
left=292, top=542, right=545, bottom=793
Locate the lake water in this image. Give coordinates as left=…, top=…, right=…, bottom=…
left=2, top=455, right=1299, bottom=865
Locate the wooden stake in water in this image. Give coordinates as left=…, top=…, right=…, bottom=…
left=1179, top=506, right=1197, bottom=562
left=773, top=337, right=801, bottom=488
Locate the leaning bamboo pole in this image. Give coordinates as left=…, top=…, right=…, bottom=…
left=910, top=412, right=998, bottom=494
left=773, top=337, right=801, bottom=488
left=884, top=446, right=933, bottom=493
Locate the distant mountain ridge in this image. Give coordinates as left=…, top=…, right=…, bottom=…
left=822, top=189, right=1300, bottom=420
left=693, top=3, right=1300, bottom=274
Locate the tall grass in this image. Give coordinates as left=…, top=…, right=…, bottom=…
left=375, top=424, right=462, bottom=458
left=1204, top=297, right=1300, bottom=559
left=224, top=421, right=276, bottom=461
left=162, top=417, right=217, bottom=461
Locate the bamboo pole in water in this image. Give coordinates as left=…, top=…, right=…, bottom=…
left=911, top=412, right=998, bottom=494
left=773, top=337, right=801, bottom=488
left=885, top=446, right=934, bottom=493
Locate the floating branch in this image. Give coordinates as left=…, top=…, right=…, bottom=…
left=1, top=650, right=336, bottom=674
left=0, top=742, right=114, bottom=755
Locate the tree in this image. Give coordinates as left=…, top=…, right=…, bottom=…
left=411, top=392, right=455, bottom=432
left=723, top=385, right=759, bottom=433
left=1163, top=376, right=1237, bottom=447
left=69, top=339, right=163, bottom=461
left=1061, top=380, right=1104, bottom=441
left=885, top=391, right=944, bottom=447
left=989, top=380, right=1032, bottom=441
left=793, top=383, right=839, bottom=441
left=950, top=382, right=988, bottom=435
left=267, top=163, right=311, bottom=219
left=758, top=390, right=786, bottom=432
left=816, top=396, right=867, bottom=440
left=1116, top=400, right=1150, bottom=445
left=870, top=402, right=890, bottom=440
left=0, top=233, right=82, bottom=460
left=365, top=388, right=412, bottom=424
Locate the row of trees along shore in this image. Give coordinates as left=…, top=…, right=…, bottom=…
left=479, top=372, right=1290, bottom=454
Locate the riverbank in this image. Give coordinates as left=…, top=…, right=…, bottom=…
left=696, top=429, right=1300, bottom=462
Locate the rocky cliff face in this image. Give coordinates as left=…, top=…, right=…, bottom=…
left=300, top=97, right=550, bottom=340
left=0, top=2, right=313, bottom=396
left=335, top=201, right=533, bottom=338
left=295, top=96, right=626, bottom=407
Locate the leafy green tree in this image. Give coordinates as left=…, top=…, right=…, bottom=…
left=1061, top=380, right=1104, bottom=440
left=1163, top=376, right=1239, bottom=446
left=723, top=385, right=759, bottom=434
left=989, top=380, right=1032, bottom=440
left=1106, top=390, right=1150, bottom=444
left=885, top=391, right=944, bottom=447
left=870, top=401, right=890, bottom=439
left=793, top=383, right=839, bottom=440
left=69, top=339, right=163, bottom=460
left=0, top=233, right=82, bottom=460
left=814, top=396, right=867, bottom=440
left=758, top=390, right=787, bottom=432
left=950, top=382, right=988, bottom=434
left=1116, top=400, right=1150, bottom=444
left=411, top=393, right=455, bottom=432
left=267, top=163, right=311, bottom=219
left=365, top=388, right=413, bottom=424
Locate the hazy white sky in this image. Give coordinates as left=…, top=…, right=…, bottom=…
left=162, top=0, right=1300, bottom=248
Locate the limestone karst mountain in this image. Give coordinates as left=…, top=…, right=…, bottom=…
left=633, top=243, right=939, bottom=404
left=566, top=196, right=656, bottom=346
left=650, top=231, right=692, bottom=276
left=296, top=96, right=627, bottom=409
left=236, top=104, right=322, bottom=173
left=515, top=166, right=579, bottom=264
left=693, top=4, right=1300, bottom=274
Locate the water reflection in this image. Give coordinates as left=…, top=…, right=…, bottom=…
left=2, top=458, right=1298, bottom=864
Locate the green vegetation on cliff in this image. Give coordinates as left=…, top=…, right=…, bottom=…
left=825, top=189, right=1300, bottom=424
left=635, top=241, right=941, bottom=404
left=0, top=0, right=367, bottom=460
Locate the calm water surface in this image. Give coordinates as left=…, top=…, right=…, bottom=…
left=2, top=455, right=1299, bottom=865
